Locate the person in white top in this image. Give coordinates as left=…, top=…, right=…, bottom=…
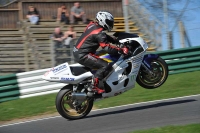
left=63, top=25, right=77, bottom=47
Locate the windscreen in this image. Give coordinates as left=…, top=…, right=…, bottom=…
left=113, top=32, right=139, bottom=40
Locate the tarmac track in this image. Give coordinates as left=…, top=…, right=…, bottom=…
left=0, top=95, right=200, bottom=133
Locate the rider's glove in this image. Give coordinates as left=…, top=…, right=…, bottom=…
left=119, top=47, right=129, bottom=55
left=113, top=38, right=119, bottom=44
left=108, top=36, right=118, bottom=44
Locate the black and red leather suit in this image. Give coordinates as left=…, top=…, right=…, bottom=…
left=73, top=22, right=121, bottom=81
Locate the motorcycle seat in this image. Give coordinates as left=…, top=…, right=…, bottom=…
left=70, top=66, right=91, bottom=76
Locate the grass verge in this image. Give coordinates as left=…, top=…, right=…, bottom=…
left=131, top=123, right=200, bottom=133
left=0, top=71, right=200, bottom=121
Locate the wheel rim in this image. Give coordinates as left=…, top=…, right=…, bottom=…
left=61, top=90, right=90, bottom=117
left=138, top=60, right=166, bottom=87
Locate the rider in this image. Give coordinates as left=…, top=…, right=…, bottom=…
left=73, top=11, right=128, bottom=94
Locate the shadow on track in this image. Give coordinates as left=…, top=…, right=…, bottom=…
left=86, top=99, right=196, bottom=119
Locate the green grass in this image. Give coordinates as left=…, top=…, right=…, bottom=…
left=0, top=93, right=57, bottom=121
left=0, top=71, right=200, bottom=121
left=131, top=123, right=200, bottom=133
left=94, top=70, right=200, bottom=108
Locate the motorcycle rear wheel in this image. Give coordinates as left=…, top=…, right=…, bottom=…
left=56, top=85, right=93, bottom=120
left=136, top=57, right=168, bottom=89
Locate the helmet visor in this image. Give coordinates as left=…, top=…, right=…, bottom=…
left=105, top=19, right=114, bottom=31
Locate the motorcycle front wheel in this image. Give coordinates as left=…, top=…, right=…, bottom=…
left=56, top=85, right=93, bottom=120
left=136, top=57, right=168, bottom=89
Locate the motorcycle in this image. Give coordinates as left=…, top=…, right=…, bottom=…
left=42, top=32, right=168, bottom=120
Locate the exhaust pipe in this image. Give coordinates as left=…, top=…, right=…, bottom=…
left=71, top=92, right=87, bottom=101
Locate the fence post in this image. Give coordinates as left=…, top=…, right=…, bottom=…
left=18, top=1, right=23, bottom=21
left=23, top=41, right=29, bottom=71
left=122, top=0, right=130, bottom=33
left=70, top=41, right=75, bottom=64
left=157, top=25, right=162, bottom=50
left=168, top=31, right=173, bottom=49
left=30, top=38, right=41, bottom=69
left=179, top=21, right=185, bottom=48
left=23, top=24, right=30, bottom=71
left=50, top=40, right=56, bottom=67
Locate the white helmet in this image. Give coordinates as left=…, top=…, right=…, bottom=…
left=96, top=11, right=114, bottom=32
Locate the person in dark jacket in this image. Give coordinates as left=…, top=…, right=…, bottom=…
left=26, top=6, right=39, bottom=24
left=57, top=4, right=69, bottom=24
left=73, top=11, right=128, bottom=94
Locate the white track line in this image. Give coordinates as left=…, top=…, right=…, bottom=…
left=0, top=116, right=61, bottom=128
left=92, top=94, right=200, bottom=112
left=0, top=94, right=199, bottom=128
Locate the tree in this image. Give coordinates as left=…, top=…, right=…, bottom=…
left=137, top=0, right=200, bottom=49
left=138, top=0, right=197, bottom=25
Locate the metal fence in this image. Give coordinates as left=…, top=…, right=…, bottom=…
left=128, top=0, right=163, bottom=49
left=50, top=38, right=76, bottom=67
left=1, top=46, right=200, bottom=103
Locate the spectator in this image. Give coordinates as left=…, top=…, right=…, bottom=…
left=70, top=2, right=87, bottom=24
left=26, top=6, right=39, bottom=24
left=52, top=27, right=64, bottom=48
left=57, top=4, right=69, bottom=24
left=63, top=25, right=77, bottom=47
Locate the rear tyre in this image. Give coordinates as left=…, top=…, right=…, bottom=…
left=136, top=57, right=168, bottom=89
left=56, top=85, right=93, bottom=120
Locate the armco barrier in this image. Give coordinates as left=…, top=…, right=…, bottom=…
left=1, top=46, right=200, bottom=103
left=154, top=46, right=200, bottom=74
left=0, top=69, right=66, bottom=103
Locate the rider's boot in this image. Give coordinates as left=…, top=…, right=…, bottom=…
left=89, top=77, right=105, bottom=94
left=93, top=78, right=105, bottom=94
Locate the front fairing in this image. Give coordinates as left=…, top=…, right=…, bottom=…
left=113, top=32, right=149, bottom=51
left=113, top=32, right=139, bottom=40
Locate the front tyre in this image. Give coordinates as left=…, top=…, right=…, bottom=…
left=136, top=57, right=168, bottom=89
left=56, top=85, right=93, bottom=120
